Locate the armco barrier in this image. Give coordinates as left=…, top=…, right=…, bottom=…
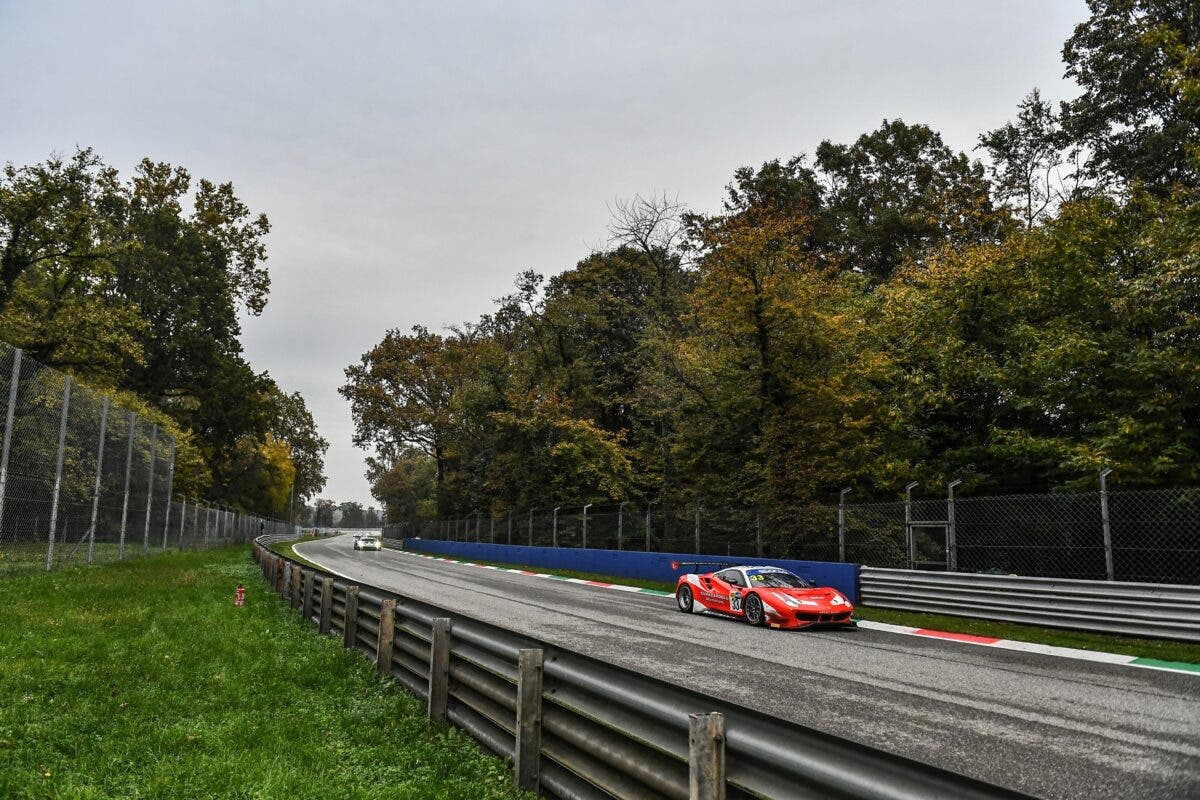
left=860, top=567, right=1200, bottom=643
left=254, top=535, right=1030, bottom=800
left=399, top=538, right=861, bottom=604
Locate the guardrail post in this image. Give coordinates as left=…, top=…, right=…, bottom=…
left=376, top=598, right=396, bottom=675
left=1100, top=468, right=1114, bottom=581
left=428, top=617, right=452, bottom=722
left=0, top=348, right=23, bottom=538
left=44, top=376, right=73, bottom=571
left=342, top=586, right=360, bottom=648
left=515, top=648, right=544, bottom=792
left=319, top=577, right=333, bottom=634
left=302, top=571, right=315, bottom=621
left=689, top=712, right=725, bottom=800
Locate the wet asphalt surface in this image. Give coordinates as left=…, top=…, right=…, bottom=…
left=295, top=536, right=1200, bottom=799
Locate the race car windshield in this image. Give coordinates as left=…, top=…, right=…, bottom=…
left=748, top=571, right=812, bottom=588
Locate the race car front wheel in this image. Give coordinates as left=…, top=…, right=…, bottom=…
left=743, top=593, right=765, bottom=626
left=676, top=585, right=694, bottom=613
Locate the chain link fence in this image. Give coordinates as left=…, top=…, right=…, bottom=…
left=0, top=344, right=294, bottom=576
left=385, top=483, right=1200, bottom=586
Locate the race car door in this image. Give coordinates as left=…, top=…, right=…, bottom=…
left=714, top=569, right=748, bottom=616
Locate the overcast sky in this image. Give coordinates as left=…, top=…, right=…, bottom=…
left=0, top=1, right=1086, bottom=504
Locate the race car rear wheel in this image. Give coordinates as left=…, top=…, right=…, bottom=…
left=743, top=593, right=765, bottom=626
left=676, top=585, right=694, bottom=613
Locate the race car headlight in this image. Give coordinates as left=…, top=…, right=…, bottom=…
left=830, top=595, right=845, bottom=606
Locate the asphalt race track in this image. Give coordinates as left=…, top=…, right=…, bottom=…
left=294, top=536, right=1200, bottom=799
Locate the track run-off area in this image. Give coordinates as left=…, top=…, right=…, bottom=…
left=294, top=535, right=1200, bottom=800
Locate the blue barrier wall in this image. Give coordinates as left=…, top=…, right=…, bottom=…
left=400, top=539, right=860, bottom=603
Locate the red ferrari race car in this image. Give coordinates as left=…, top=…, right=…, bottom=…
left=673, top=562, right=855, bottom=629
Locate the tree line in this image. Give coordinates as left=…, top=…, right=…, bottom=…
left=345, top=0, right=1199, bottom=523
left=0, top=151, right=328, bottom=516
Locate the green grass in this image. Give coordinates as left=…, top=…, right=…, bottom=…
left=0, top=547, right=531, bottom=800
left=398, top=546, right=1200, bottom=664
left=266, top=534, right=324, bottom=569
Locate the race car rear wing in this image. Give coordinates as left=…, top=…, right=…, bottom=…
left=670, top=560, right=739, bottom=573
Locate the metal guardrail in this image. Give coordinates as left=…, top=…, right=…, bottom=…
left=254, top=535, right=1033, bottom=800
left=860, top=568, right=1200, bottom=643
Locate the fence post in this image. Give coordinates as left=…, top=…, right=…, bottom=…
left=178, top=498, right=187, bottom=550
left=1100, top=468, right=1114, bottom=581
left=45, top=376, right=72, bottom=571
left=342, top=586, right=360, bottom=648
left=515, top=648, right=544, bottom=792
left=552, top=506, right=560, bottom=547
left=947, top=479, right=962, bottom=572
left=319, top=577, right=333, bottom=634
left=582, top=503, right=591, bottom=549
left=756, top=509, right=763, bottom=558
left=118, top=413, right=137, bottom=559
left=645, top=503, right=652, bottom=552
left=838, top=488, right=851, bottom=563
left=376, top=598, right=396, bottom=675
left=694, top=497, right=701, bottom=553
left=0, top=348, right=23, bottom=537
left=161, top=440, right=175, bottom=551
left=428, top=618, right=452, bottom=722
left=141, top=425, right=158, bottom=555
left=507, top=510, right=513, bottom=545
left=528, top=508, right=534, bottom=545
left=618, top=501, right=628, bottom=550
left=475, top=509, right=481, bottom=542
left=489, top=515, right=495, bottom=543
left=87, top=396, right=110, bottom=565
left=904, top=482, right=918, bottom=568
left=689, top=712, right=726, bottom=800
left=204, top=502, right=212, bottom=548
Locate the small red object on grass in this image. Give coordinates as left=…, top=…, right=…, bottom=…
left=235, top=584, right=245, bottom=606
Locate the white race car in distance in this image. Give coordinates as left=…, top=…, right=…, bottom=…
left=352, top=533, right=382, bottom=551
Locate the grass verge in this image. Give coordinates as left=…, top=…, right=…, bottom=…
left=397, top=546, right=1200, bottom=664
left=0, top=547, right=530, bottom=800
left=266, top=533, right=324, bottom=569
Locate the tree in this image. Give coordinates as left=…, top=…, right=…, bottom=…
left=878, top=189, right=1200, bottom=491
left=1061, top=0, right=1200, bottom=193
left=0, top=150, right=145, bottom=382
left=979, top=90, right=1081, bottom=228
left=270, top=389, right=329, bottom=503
left=314, top=498, right=335, bottom=527
left=341, top=326, right=467, bottom=512
left=814, top=119, right=1007, bottom=282
left=338, top=501, right=366, bottom=528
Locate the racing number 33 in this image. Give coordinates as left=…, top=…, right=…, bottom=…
left=729, top=590, right=742, bottom=612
